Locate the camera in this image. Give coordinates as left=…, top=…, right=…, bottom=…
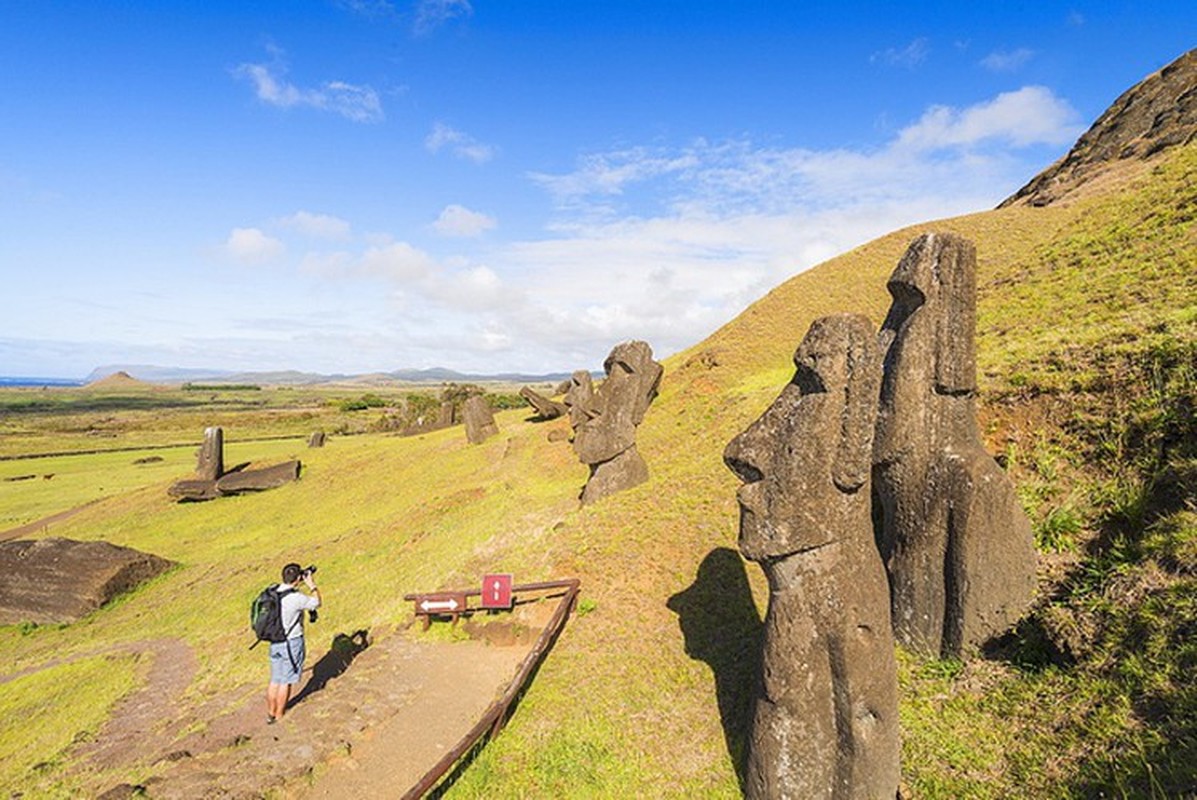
left=302, top=565, right=319, bottom=622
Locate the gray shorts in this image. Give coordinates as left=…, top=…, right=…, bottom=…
left=269, top=637, right=305, bottom=684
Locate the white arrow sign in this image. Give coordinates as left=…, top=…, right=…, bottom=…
left=491, top=581, right=501, bottom=600
left=420, top=598, right=460, bottom=612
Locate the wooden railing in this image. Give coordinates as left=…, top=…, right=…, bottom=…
left=400, top=578, right=581, bottom=799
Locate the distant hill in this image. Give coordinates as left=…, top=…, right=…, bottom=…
left=83, top=364, right=575, bottom=386
left=83, top=370, right=153, bottom=390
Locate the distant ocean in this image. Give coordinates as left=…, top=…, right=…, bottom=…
left=0, top=376, right=85, bottom=388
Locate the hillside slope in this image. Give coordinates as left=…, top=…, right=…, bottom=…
left=3, top=62, right=1195, bottom=800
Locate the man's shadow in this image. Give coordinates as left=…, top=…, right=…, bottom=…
left=290, top=629, right=371, bottom=709
left=667, top=547, right=763, bottom=791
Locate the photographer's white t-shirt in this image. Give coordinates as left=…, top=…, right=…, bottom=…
left=277, top=583, right=320, bottom=640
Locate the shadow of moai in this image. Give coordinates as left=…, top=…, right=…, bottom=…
left=873, top=232, right=1036, bottom=658
left=724, top=314, right=900, bottom=800
left=566, top=340, right=663, bottom=504
left=667, top=547, right=763, bottom=792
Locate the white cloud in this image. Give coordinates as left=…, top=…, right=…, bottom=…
left=432, top=204, right=497, bottom=237
left=414, top=0, right=473, bottom=34
left=896, top=86, right=1082, bottom=150
left=279, top=211, right=352, bottom=240
left=425, top=123, right=496, bottom=163
left=224, top=228, right=284, bottom=263
left=980, top=48, right=1034, bottom=72
left=234, top=55, right=383, bottom=123
left=253, top=85, right=1084, bottom=373
left=870, top=38, right=930, bottom=68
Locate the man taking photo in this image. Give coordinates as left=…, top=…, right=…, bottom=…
left=266, top=562, right=322, bottom=724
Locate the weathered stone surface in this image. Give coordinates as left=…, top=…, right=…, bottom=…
left=724, top=314, right=899, bottom=800
left=462, top=395, right=499, bottom=444
left=874, top=233, right=1037, bottom=657
left=562, top=370, right=597, bottom=430
left=519, top=386, right=568, bottom=420
left=215, top=460, right=301, bottom=494
left=553, top=378, right=572, bottom=396
left=308, top=431, right=326, bottom=448
left=0, top=537, right=175, bottom=625
left=167, top=479, right=221, bottom=501
left=437, top=401, right=456, bottom=427
left=197, top=426, right=223, bottom=481
left=569, top=341, right=663, bottom=504
left=1002, top=48, right=1197, bottom=207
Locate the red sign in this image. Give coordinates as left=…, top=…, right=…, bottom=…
left=481, top=573, right=514, bottom=609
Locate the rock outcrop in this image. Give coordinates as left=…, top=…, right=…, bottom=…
left=519, top=386, right=568, bottom=420
left=462, top=395, right=499, bottom=444
left=0, top=538, right=174, bottom=625
left=570, top=341, right=663, bottom=504
left=873, top=233, right=1037, bottom=657
left=724, top=314, right=899, bottom=800
left=1002, top=48, right=1197, bottom=207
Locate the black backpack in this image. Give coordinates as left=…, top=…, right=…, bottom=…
left=249, top=584, right=295, bottom=647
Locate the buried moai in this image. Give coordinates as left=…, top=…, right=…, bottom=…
left=873, top=232, right=1037, bottom=658
left=168, top=426, right=301, bottom=501
left=462, top=395, right=499, bottom=444
left=568, top=341, right=663, bottom=505
left=724, top=314, right=900, bottom=800
left=518, top=385, right=568, bottom=420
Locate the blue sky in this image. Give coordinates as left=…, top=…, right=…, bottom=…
left=1, top=1, right=1193, bottom=379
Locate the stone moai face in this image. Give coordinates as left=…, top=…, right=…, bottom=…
left=572, top=341, right=663, bottom=466
left=876, top=232, right=977, bottom=437
left=725, top=315, right=880, bottom=563
left=562, top=370, right=597, bottom=430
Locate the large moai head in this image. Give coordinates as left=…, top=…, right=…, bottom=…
left=572, top=341, right=663, bottom=467
left=879, top=232, right=977, bottom=393
left=724, top=314, right=881, bottom=563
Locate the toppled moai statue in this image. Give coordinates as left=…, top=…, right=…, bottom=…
left=570, top=341, right=663, bottom=505
left=197, top=426, right=223, bottom=480
left=519, top=386, right=568, bottom=420
left=873, top=232, right=1037, bottom=657
left=0, top=538, right=175, bottom=625
left=724, top=314, right=899, bottom=800
left=462, top=395, right=499, bottom=444
left=307, top=431, right=326, bottom=448
left=168, top=427, right=301, bottom=501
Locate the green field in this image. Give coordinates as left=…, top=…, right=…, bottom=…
left=1, top=143, right=1194, bottom=797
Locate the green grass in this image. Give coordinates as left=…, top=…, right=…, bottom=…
left=0, top=653, right=140, bottom=797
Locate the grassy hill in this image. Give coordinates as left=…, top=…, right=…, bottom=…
left=2, top=127, right=1195, bottom=800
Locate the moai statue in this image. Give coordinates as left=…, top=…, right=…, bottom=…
left=519, top=386, right=568, bottom=420
left=724, top=314, right=899, bottom=800
left=462, top=395, right=499, bottom=444
left=197, top=426, right=223, bottom=481
left=307, top=431, right=326, bottom=448
left=570, top=341, right=663, bottom=504
left=562, top=370, right=598, bottom=430
left=437, top=401, right=456, bottom=427
left=873, top=232, right=1037, bottom=658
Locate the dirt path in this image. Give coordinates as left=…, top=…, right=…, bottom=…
left=53, top=627, right=530, bottom=799
left=0, top=501, right=100, bottom=542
